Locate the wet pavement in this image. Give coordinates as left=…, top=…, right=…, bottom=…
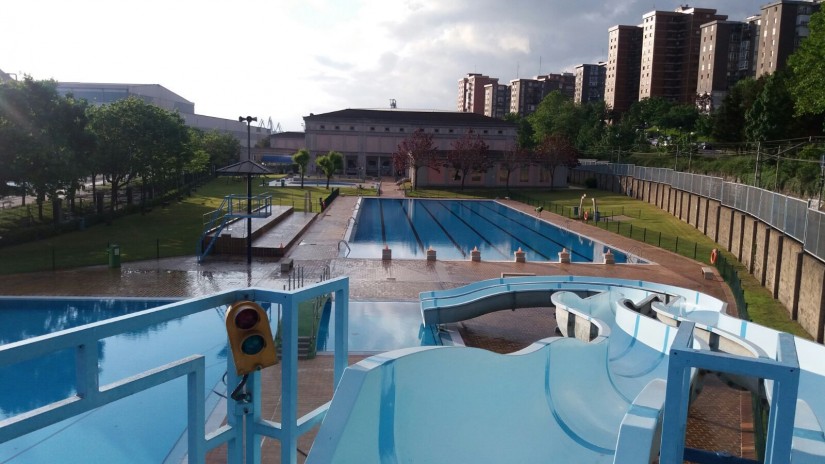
left=0, top=186, right=752, bottom=461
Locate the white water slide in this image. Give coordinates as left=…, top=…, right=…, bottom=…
left=307, top=276, right=825, bottom=463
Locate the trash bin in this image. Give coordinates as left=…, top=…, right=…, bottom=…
left=280, top=179, right=286, bottom=187
left=108, top=244, right=121, bottom=268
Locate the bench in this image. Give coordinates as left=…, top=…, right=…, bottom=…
left=701, top=266, right=714, bottom=280
left=280, top=258, right=294, bottom=273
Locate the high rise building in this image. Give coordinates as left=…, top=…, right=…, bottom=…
left=696, top=20, right=758, bottom=112
left=639, top=6, right=727, bottom=104
left=457, top=73, right=498, bottom=114
left=574, top=63, right=607, bottom=104
left=538, top=73, right=576, bottom=100
left=755, top=0, right=821, bottom=78
left=605, top=25, right=643, bottom=114
left=508, top=73, right=575, bottom=116
left=483, top=83, right=510, bottom=119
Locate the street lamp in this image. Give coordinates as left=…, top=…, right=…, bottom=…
left=239, top=116, right=257, bottom=265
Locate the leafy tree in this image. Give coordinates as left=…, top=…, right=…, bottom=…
left=88, top=97, right=189, bottom=212
left=315, top=150, right=343, bottom=189
left=448, top=130, right=491, bottom=190
left=391, top=129, right=438, bottom=190
left=532, top=135, right=579, bottom=190
left=788, top=10, right=825, bottom=127
left=200, top=129, right=241, bottom=171
left=292, top=148, right=310, bottom=188
left=745, top=72, right=796, bottom=143
left=711, top=78, right=763, bottom=143
left=504, top=112, right=535, bottom=150
left=0, top=77, right=90, bottom=219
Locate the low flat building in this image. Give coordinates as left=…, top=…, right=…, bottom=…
left=303, top=108, right=571, bottom=189
left=56, top=82, right=270, bottom=148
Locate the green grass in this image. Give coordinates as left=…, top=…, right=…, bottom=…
left=0, top=177, right=375, bottom=274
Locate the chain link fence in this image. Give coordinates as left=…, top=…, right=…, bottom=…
left=576, top=163, right=825, bottom=263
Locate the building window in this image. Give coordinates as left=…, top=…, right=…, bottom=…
left=350, top=126, right=355, bottom=130
left=370, top=126, right=375, bottom=131
left=482, top=130, right=488, bottom=134
left=320, top=125, right=326, bottom=129
left=399, top=128, right=405, bottom=132
left=434, top=129, right=440, bottom=133
left=385, top=127, right=390, bottom=132
left=448, top=129, right=454, bottom=133
left=335, top=126, right=340, bottom=130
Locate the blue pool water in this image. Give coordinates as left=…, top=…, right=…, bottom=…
left=0, top=297, right=430, bottom=462
left=346, top=199, right=644, bottom=263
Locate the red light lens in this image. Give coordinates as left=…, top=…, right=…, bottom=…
left=234, top=308, right=260, bottom=330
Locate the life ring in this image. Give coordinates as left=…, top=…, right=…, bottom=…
left=710, top=248, right=718, bottom=264
left=583, top=210, right=589, bottom=221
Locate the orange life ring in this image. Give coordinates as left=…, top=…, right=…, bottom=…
left=583, top=210, right=589, bottom=221
left=710, top=248, right=718, bottom=264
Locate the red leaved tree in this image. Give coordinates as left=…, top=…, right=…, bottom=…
left=448, top=130, right=491, bottom=190
left=392, top=129, right=438, bottom=190
left=532, top=134, right=579, bottom=190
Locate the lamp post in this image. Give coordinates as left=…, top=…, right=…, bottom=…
left=239, top=116, right=257, bottom=265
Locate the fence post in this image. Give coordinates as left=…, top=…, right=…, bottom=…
left=157, top=238, right=160, bottom=260
left=52, top=246, right=56, bottom=271
left=630, top=224, right=633, bottom=238
left=675, top=236, right=680, bottom=253
left=643, top=228, right=647, bottom=243
left=693, top=242, right=697, bottom=259
left=658, top=232, right=662, bottom=247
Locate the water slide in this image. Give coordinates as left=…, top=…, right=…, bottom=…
left=306, top=276, right=825, bottom=463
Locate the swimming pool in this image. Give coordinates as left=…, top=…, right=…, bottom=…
left=344, top=199, right=644, bottom=263
left=0, top=297, right=431, bottom=463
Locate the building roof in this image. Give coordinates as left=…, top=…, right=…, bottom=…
left=271, top=131, right=305, bottom=138
left=304, top=109, right=516, bottom=127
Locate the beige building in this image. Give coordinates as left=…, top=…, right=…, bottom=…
left=605, top=25, right=643, bottom=114
left=755, top=0, right=821, bottom=78
left=302, top=109, right=571, bottom=189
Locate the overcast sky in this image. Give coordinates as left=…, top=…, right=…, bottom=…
left=3, top=0, right=763, bottom=131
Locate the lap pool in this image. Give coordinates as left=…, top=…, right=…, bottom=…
left=0, top=297, right=430, bottom=463
left=344, top=198, right=645, bottom=263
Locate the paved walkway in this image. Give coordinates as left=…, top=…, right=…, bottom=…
left=0, top=190, right=752, bottom=462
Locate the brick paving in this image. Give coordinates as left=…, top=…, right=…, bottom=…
left=0, top=191, right=751, bottom=462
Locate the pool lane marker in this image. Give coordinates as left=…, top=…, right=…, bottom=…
left=396, top=199, right=426, bottom=253
left=378, top=199, right=387, bottom=245
left=477, top=201, right=592, bottom=262
left=416, top=201, right=467, bottom=258
left=457, top=201, right=551, bottom=260
left=432, top=201, right=512, bottom=260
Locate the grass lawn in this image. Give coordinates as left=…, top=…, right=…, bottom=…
left=0, top=176, right=372, bottom=274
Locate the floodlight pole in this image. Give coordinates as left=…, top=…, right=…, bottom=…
left=240, top=116, right=257, bottom=265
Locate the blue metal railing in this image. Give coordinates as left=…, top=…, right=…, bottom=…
left=0, top=277, right=349, bottom=464
left=198, top=194, right=273, bottom=262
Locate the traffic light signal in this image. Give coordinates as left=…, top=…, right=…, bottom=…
left=225, top=301, right=277, bottom=375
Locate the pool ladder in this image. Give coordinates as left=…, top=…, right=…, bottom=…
left=338, top=240, right=351, bottom=257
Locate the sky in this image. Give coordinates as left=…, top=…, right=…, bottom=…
left=2, top=0, right=763, bottom=132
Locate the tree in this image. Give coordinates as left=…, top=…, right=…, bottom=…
left=292, top=148, right=310, bottom=188
left=504, top=112, right=536, bottom=150
left=448, top=130, right=491, bottom=190
left=532, top=135, right=579, bottom=190
left=88, top=97, right=189, bottom=213
left=315, top=151, right=343, bottom=189
left=711, top=78, right=763, bottom=143
left=200, top=129, right=241, bottom=172
left=745, top=72, right=796, bottom=143
left=498, top=145, right=531, bottom=194
left=391, top=129, right=438, bottom=190
left=788, top=10, right=825, bottom=127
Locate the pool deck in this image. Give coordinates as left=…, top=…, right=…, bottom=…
left=0, top=183, right=753, bottom=462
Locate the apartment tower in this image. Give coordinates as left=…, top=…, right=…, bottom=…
left=605, top=25, right=643, bottom=114
left=457, top=73, right=498, bottom=114
left=696, top=20, right=758, bottom=112
left=755, top=0, right=821, bottom=78
left=639, top=6, right=727, bottom=104
left=574, top=63, right=607, bottom=104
